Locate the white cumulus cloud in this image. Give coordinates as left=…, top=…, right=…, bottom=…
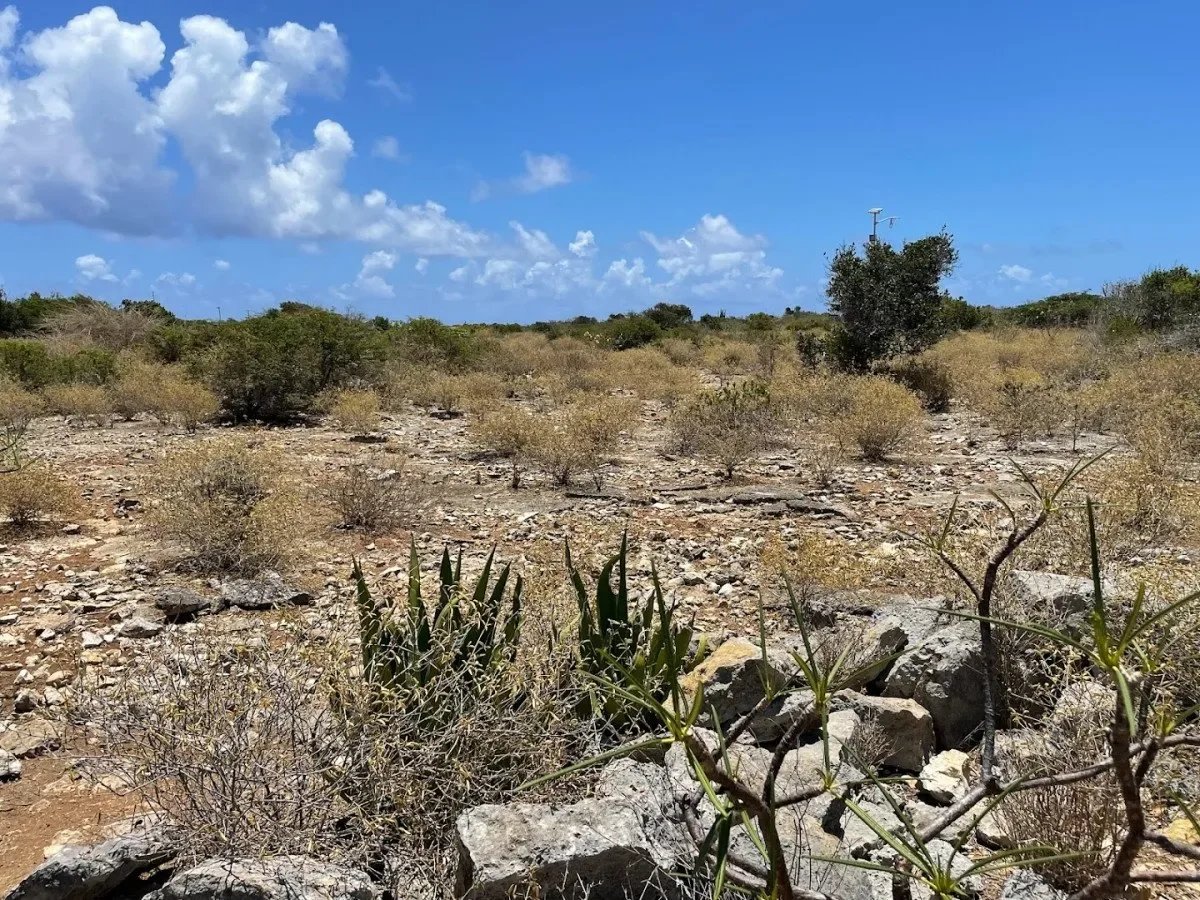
left=75, top=253, right=117, bottom=282
left=641, top=214, right=782, bottom=295
left=0, top=7, right=488, bottom=256
left=353, top=249, right=398, bottom=297
left=214, top=259, right=231, bottom=271
left=999, top=264, right=1033, bottom=283
left=0, top=6, right=172, bottom=233
left=569, top=230, right=596, bottom=258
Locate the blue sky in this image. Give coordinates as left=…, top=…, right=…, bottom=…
left=0, top=1, right=1196, bottom=323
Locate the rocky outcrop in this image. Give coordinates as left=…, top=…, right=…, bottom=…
left=455, top=797, right=683, bottom=900
left=6, top=825, right=175, bottom=900
left=835, top=691, right=935, bottom=772
left=148, top=857, right=377, bottom=900
left=883, top=620, right=985, bottom=750
left=219, top=573, right=313, bottom=611
left=677, top=637, right=794, bottom=726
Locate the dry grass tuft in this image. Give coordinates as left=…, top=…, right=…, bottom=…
left=148, top=438, right=306, bottom=574
left=0, top=460, right=79, bottom=532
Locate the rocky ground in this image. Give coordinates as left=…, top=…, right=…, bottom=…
left=0, top=401, right=1170, bottom=893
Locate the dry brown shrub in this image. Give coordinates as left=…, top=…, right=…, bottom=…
left=975, top=368, right=1053, bottom=449
left=321, top=459, right=421, bottom=531
left=40, top=382, right=111, bottom=425
left=148, top=438, right=305, bottom=574
left=45, top=302, right=158, bottom=352
left=530, top=396, right=638, bottom=487
left=700, top=338, right=759, bottom=377
left=472, top=405, right=536, bottom=487
left=660, top=336, right=702, bottom=367
left=160, top=378, right=220, bottom=432
left=804, top=437, right=845, bottom=488
left=998, top=690, right=1124, bottom=892
left=106, top=360, right=167, bottom=420
left=405, top=371, right=508, bottom=415
left=0, top=460, right=79, bottom=531
left=669, top=381, right=780, bottom=478
left=925, top=328, right=1098, bottom=408
left=72, top=620, right=588, bottom=895
left=0, top=379, right=45, bottom=462
left=328, top=388, right=382, bottom=434
left=826, top=376, right=923, bottom=461
left=596, top=346, right=702, bottom=405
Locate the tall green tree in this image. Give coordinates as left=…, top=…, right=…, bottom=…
left=826, top=231, right=958, bottom=370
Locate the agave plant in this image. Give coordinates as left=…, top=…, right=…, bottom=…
left=567, top=531, right=706, bottom=728
left=352, top=540, right=522, bottom=705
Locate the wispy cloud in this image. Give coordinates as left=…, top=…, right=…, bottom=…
left=472, top=152, right=574, bottom=201
left=367, top=66, right=412, bottom=102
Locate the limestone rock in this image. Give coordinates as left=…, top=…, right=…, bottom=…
left=918, top=749, right=971, bottom=804
left=883, top=620, right=985, bottom=750
left=455, top=798, right=682, bottom=900
left=836, top=691, right=935, bottom=772
left=7, top=827, right=175, bottom=900
left=149, top=857, right=376, bottom=900
left=220, top=573, right=314, bottom=610
left=678, top=637, right=793, bottom=726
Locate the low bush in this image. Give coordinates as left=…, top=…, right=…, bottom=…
left=200, top=308, right=384, bottom=422
left=45, top=301, right=159, bottom=352
left=322, top=461, right=419, bottom=531
left=0, top=461, right=79, bottom=531
left=883, top=357, right=954, bottom=412
left=328, top=388, right=382, bottom=434
left=827, top=375, right=924, bottom=460
left=670, top=380, right=779, bottom=478
left=40, top=383, right=111, bottom=425
left=473, top=406, right=536, bottom=488
left=148, top=439, right=305, bottom=574
left=160, top=378, right=220, bottom=432
left=0, top=379, right=44, bottom=465
left=529, top=396, right=637, bottom=488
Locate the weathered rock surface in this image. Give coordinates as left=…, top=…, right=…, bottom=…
left=148, top=857, right=377, bottom=900
left=919, top=749, right=971, bottom=804
left=1000, top=868, right=1067, bottom=900
left=678, top=637, right=793, bottom=726
left=220, top=573, right=313, bottom=610
left=836, top=691, right=935, bottom=772
left=0, top=717, right=59, bottom=758
left=883, top=620, right=985, bottom=750
left=7, top=827, right=175, bottom=900
left=455, top=798, right=682, bottom=900
left=155, top=587, right=212, bottom=620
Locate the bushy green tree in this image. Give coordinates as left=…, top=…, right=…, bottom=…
left=603, top=314, right=661, bottom=349
left=391, top=316, right=479, bottom=370
left=642, top=302, right=693, bottom=330
left=202, top=308, right=383, bottom=422
left=826, top=231, right=958, bottom=370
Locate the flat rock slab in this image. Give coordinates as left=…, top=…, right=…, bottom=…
left=7, top=827, right=175, bottom=900
left=456, top=799, right=681, bottom=900
left=660, top=484, right=853, bottom=518
left=148, top=857, right=377, bottom=900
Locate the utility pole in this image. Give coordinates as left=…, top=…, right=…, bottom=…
left=868, top=207, right=899, bottom=243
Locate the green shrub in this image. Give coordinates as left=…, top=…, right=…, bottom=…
left=352, top=542, right=523, bottom=709
left=603, top=314, right=661, bottom=350
left=567, top=533, right=706, bottom=729
left=201, top=309, right=383, bottom=422
left=884, top=357, right=954, bottom=412
left=390, top=317, right=480, bottom=371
